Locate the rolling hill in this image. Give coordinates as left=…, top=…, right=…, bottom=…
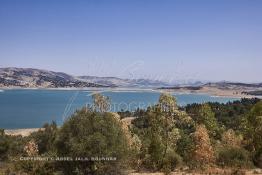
left=0, top=67, right=173, bottom=88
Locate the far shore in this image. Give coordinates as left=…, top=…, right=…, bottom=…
left=1, top=86, right=261, bottom=99
left=159, top=86, right=262, bottom=99
left=0, top=86, right=156, bottom=92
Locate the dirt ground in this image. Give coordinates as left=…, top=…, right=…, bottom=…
left=128, top=168, right=262, bottom=175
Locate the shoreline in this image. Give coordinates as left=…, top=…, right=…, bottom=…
left=4, top=116, right=134, bottom=137
left=4, top=128, right=43, bottom=137
left=1, top=87, right=261, bottom=99
left=0, top=87, right=156, bottom=92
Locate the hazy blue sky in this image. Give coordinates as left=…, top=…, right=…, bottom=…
left=0, top=0, right=261, bottom=82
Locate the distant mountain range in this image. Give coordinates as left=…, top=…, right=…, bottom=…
left=0, top=67, right=174, bottom=88
left=78, top=76, right=172, bottom=87
left=1, top=67, right=261, bottom=89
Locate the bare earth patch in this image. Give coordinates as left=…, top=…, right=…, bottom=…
left=128, top=168, right=262, bottom=175
left=4, top=128, right=43, bottom=137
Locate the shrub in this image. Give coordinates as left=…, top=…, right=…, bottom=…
left=15, top=157, right=56, bottom=175
left=0, top=130, right=9, bottom=160
left=217, top=147, right=253, bottom=168
left=0, top=130, right=25, bottom=161
left=29, top=122, right=58, bottom=154
left=161, top=149, right=182, bottom=173
left=143, top=132, right=165, bottom=170
left=254, top=149, right=262, bottom=168
left=176, top=131, right=194, bottom=163
left=14, top=140, right=56, bottom=175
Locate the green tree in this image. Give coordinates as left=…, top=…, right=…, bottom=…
left=158, top=93, right=178, bottom=113
left=141, top=93, right=182, bottom=173
left=196, top=104, right=220, bottom=138
left=159, top=94, right=178, bottom=167
left=243, top=101, right=262, bottom=167
left=247, top=101, right=262, bottom=151
left=55, top=109, right=130, bottom=175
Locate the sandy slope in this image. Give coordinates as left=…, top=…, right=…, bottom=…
left=4, top=128, right=43, bottom=137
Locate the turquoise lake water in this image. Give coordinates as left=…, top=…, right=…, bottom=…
left=0, top=89, right=239, bottom=129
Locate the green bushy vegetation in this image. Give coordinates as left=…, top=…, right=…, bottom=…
left=217, top=146, right=252, bottom=168
left=55, top=109, right=130, bottom=175
left=0, top=94, right=261, bottom=174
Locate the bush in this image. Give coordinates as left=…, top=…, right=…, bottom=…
left=15, top=157, right=56, bottom=175
left=161, top=149, right=182, bottom=173
left=217, top=147, right=253, bottom=168
left=142, top=133, right=164, bottom=170
left=176, top=132, right=194, bottom=163
left=29, top=122, right=58, bottom=154
left=0, top=131, right=9, bottom=160
left=254, top=149, right=262, bottom=168
left=0, top=130, right=25, bottom=161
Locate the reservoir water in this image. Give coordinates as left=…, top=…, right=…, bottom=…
left=0, top=89, right=239, bottom=129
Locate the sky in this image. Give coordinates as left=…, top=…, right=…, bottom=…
left=0, top=0, right=261, bottom=83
